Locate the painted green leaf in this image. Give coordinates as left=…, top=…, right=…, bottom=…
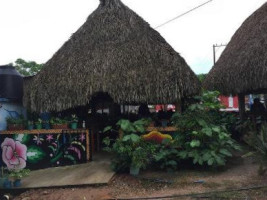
left=13, top=134, right=31, bottom=144
left=27, top=146, right=46, bottom=164
left=64, top=155, right=77, bottom=164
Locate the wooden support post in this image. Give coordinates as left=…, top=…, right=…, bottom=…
left=238, top=94, right=245, bottom=121
left=86, top=129, right=90, bottom=161
left=175, top=99, right=182, bottom=113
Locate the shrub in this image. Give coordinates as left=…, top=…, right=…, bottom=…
left=172, top=91, right=241, bottom=167
left=103, top=134, right=156, bottom=172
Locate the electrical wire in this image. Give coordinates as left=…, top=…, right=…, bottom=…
left=155, top=0, right=214, bottom=29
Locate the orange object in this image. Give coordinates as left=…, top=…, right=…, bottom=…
left=142, top=131, right=172, bottom=143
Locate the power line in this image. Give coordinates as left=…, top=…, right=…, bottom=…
left=155, top=0, right=214, bottom=29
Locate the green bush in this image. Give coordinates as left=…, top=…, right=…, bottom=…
left=104, top=91, right=241, bottom=172
left=153, top=139, right=181, bottom=171
left=103, top=134, right=156, bottom=172
left=172, top=91, right=240, bottom=167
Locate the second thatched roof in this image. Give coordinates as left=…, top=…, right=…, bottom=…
left=204, top=2, right=267, bottom=95
left=24, top=0, right=200, bottom=112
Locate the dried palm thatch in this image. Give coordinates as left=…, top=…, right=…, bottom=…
left=204, top=2, right=267, bottom=95
left=24, top=0, right=200, bottom=112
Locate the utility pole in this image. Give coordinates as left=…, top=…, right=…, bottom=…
left=213, top=44, right=227, bottom=65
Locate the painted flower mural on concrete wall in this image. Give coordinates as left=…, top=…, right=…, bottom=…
left=1, top=138, right=27, bottom=170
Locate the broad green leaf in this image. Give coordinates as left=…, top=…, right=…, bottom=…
left=192, top=131, right=198, bottom=135
left=134, top=124, right=145, bottom=133
left=122, top=134, right=140, bottom=143
left=119, top=120, right=131, bottom=132
left=179, top=151, right=187, bottom=159
left=190, top=140, right=201, bottom=148
left=103, top=126, right=112, bottom=133
left=203, top=152, right=211, bottom=161
left=212, top=127, right=221, bottom=133
left=130, top=134, right=140, bottom=142
left=202, top=128, right=212, bottom=136
left=219, top=149, right=232, bottom=157
left=215, top=156, right=225, bottom=166
left=197, top=119, right=207, bottom=127
left=208, top=158, right=214, bottom=166
left=103, top=137, right=111, bottom=146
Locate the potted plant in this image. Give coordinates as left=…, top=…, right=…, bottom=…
left=9, top=169, right=30, bottom=187
left=130, top=146, right=149, bottom=176
left=27, top=121, right=34, bottom=130
left=6, top=115, right=25, bottom=131
left=70, top=114, right=78, bottom=129
left=42, top=120, right=50, bottom=130
left=50, top=117, right=68, bottom=129
left=35, top=118, right=43, bottom=130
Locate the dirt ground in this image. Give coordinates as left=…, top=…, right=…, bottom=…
left=4, top=148, right=267, bottom=200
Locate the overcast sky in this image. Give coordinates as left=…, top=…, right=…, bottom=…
left=0, top=0, right=266, bottom=74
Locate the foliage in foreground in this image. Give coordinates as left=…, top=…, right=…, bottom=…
left=172, top=91, right=240, bottom=167
left=104, top=91, right=240, bottom=172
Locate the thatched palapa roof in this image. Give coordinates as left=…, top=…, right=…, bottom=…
left=204, top=2, right=267, bottom=95
left=24, top=0, right=200, bottom=112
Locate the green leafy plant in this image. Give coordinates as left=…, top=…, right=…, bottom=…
left=243, top=123, right=267, bottom=175
left=103, top=118, right=151, bottom=136
left=103, top=134, right=155, bottom=172
left=6, top=115, right=25, bottom=125
left=27, top=120, right=34, bottom=125
left=153, top=139, right=181, bottom=171
left=172, top=91, right=240, bottom=167
left=50, top=117, right=68, bottom=125
left=254, top=123, right=267, bottom=156
left=70, top=114, right=78, bottom=123
left=34, top=118, right=42, bottom=125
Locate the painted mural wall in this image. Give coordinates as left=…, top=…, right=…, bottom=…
left=1, top=130, right=88, bottom=170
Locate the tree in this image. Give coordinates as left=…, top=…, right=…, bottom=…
left=13, top=58, right=43, bottom=76
left=197, top=73, right=207, bottom=83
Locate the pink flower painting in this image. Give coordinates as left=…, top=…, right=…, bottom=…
left=46, top=134, right=54, bottom=143
left=1, top=138, right=27, bottom=170
left=79, top=133, right=85, bottom=142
